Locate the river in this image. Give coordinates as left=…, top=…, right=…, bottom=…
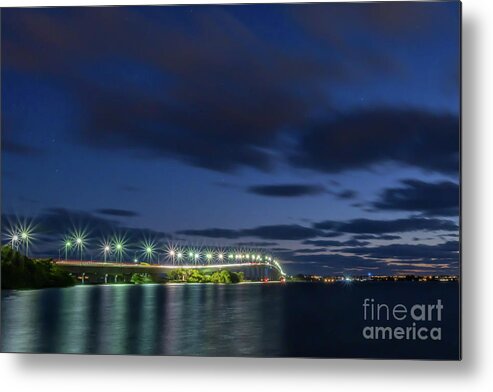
left=1, top=281, right=460, bottom=359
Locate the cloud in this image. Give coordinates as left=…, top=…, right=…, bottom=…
left=313, top=217, right=458, bottom=234
left=340, top=240, right=459, bottom=261
left=176, top=228, right=241, bottom=239
left=178, top=224, right=327, bottom=241
left=242, top=225, right=327, bottom=240
left=234, top=241, right=279, bottom=247
left=2, top=7, right=335, bottom=173
left=290, top=108, right=459, bottom=175
left=95, top=208, right=139, bottom=217
left=247, top=184, right=325, bottom=197
left=177, top=217, right=458, bottom=243
left=302, top=239, right=370, bottom=247
left=284, top=240, right=458, bottom=275
left=2, top=139, right=43, bottom=156
left=352, top=234, right=401, bottom=240
left=2, top=7, right=458, bottom=175
left=333, top=190, right=358, bottom=200
left=372, top=179, right=459, bottom=216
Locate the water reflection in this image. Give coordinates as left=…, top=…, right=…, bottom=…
left=1, top=284, right=286, bottom=356
left=1, top=282, right=459, bottom=358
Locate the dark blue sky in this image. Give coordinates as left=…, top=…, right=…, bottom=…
left=1, top=2, right=460, bottom=275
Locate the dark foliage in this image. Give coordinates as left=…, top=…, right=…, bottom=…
left=1, top=246, right=75, bottom=289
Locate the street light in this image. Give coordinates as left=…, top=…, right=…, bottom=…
left=168, top=249, right=175, bottom=265
left=115, top=242, right=123, bottom=262
left=146, top=246, right=153, bottom=262
left=141, top=240, right=156, bottom=263
left=64, top=240, right=72, bottom=261
left=20, top=230, right=32, bottom=257
left=11, top=234, right=19, bottom=249
left=75, top=237, right=84, bottom=260
left=103, top=245, right=110, bottom=262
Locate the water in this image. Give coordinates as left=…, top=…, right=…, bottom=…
left=1, top=282, right=460, bottom=359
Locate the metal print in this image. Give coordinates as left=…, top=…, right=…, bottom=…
left=0, top=2, right=461, bottom=359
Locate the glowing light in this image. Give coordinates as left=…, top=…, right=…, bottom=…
left=177, top=252, right=183, bottom=259
left=218, top=253, right=223, bottom=260
left=140, top=239, right=156, bottom=262
left=228, top=254, right=234, bottom=259
left=112, top=234, right=128, bottom=263
left=206, top=253, right=212, bottom=260
left=4, top=219, right=36, bottom=256
left=70, top=229, right=88, bottom=261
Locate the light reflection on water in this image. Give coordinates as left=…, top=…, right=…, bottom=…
left=1, top=284, right=284, bottom=356
left=1, top=282, right=459, bottom=358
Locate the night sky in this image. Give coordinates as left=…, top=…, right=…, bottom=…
left=1, top=2, right=460, bottom=276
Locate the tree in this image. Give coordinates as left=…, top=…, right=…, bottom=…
left=1, top=245, right=74, bottom=289
left=130, top=273, right=154, bottom=284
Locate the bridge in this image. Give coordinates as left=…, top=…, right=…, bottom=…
left=55, top=259, right=286, bottom=284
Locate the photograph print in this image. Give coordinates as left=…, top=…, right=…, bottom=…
left=1, top=1, right=461, bottom=359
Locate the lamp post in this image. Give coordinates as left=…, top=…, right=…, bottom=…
left=104, top=245, right=110, bottom=263
left=115, top=242, right=123, bottom=263
left=21, top=231, right=30, bottom=257
left=75, top=237, right=83, bottom=260
left=65, top=240, right=72, bottom=261
left=11, top=234, right=19, bottom=250
left=146, top=246, right=153, bottom=263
